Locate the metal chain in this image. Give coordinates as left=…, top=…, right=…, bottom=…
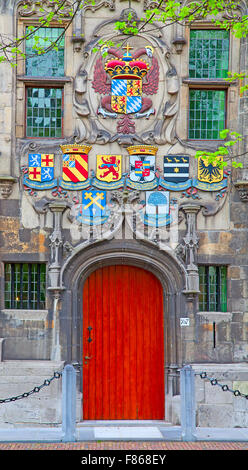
left=1, top=367, right=247, bottom=403
left=0, top=370, right=63, bottom=404
left=197, top=372, right=248, bottom=399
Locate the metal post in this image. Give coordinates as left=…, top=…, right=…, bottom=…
left=62, top=364, right=77, bottom=442
left=180, top=365, right=196, bottom=441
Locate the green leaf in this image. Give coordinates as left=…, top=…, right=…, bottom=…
left=219, top=129, right=230, bottom=139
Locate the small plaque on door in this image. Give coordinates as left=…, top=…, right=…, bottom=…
left=180, top=318, right=190, bottom=327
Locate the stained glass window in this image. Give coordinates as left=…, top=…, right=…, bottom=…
left=26, top=87, right=62, bottom=138
left=189, top=29, right=229, bottom=79
left=189, top=89, right=225, bottom=139
left=4, top=263, right=46, bottom=310
left=25, top=27, right=65, bottom=77
left=199, top=266, right=227, bottom=312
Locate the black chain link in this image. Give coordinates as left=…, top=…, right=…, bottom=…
left=197, top=371, right=248, bottom=399
left=0, top=370, right=63, bottom=404
left=1, top=367, right=247, bottom=403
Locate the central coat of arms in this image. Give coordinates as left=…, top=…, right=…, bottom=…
left=73, top=9, right=180, bottom=145
left=92, top=43, right=159, bottom=134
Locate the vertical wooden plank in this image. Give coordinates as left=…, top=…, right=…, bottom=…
left=102, top=265, right=110, bottom=419
left=82, top=277, right=89, bottom=419
left=147, top=270, right=154, bottom=419
left=89, top=270, right=97, bottom=419
left=149, top=270, right=157, bottom=420
left=95, top=267, right=103, bottom=419
left=109, top=265, right=117, bottom=419
left=143, top=269, right=150, bottom=419
left=153, top=275, right=160, bottom=419
left=129, top=266, right=137, bottom=419
left=123, top=265, right=130, bottom=419
left=115, top=265, right=124, bottom=419
left=153, top=275, right=164, bottom=419
left=136, top=267, right=144, bottom=419
left=158, top=277, right=165, bottom=419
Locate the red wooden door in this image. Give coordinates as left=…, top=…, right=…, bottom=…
left=82, top=265, right=165, bottom=420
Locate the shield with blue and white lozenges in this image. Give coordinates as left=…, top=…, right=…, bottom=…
left=111, top=78, right=142, bottom=114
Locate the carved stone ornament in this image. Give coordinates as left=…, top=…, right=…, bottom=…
left=73, top=8, right=179, bottom=146
left=177, top=204, right=201, bottom=299
left=17, top=0, right=73, bottom=17
left=0, top=176, right=17, bottom=199
left=180, top=0, right=247, bottom=20
left=234, top=180, right=248, bottom=202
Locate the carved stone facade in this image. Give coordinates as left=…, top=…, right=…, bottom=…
left=0, top=0, right=248, bottom=428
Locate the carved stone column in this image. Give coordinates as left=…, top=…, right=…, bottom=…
left=181, top=204, right=201, bottom=299
left=48, top=201, right=68, bottom=361
left=48, top=201, right=68, bottom=290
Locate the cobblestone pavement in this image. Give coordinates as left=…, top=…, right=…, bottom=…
left=0, top=441, right=247, bottom=450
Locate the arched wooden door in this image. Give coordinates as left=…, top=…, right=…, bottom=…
left=82, top=265, right=165, bottom=420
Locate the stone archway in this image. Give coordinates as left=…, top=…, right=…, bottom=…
left=59, top=238, right=187, bottom=421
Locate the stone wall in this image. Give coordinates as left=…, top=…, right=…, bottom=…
left=171, top=364, right=248, bottom=428
left=0, top=0, right=248, bottom=427
left=195, top=364, right=248, bottom=428
left=0, top=361, right=65, bottom=425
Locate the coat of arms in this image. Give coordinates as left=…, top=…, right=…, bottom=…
left=163, top=156, right=189, bottom=184
left=28, top=153, right=54, bottom=182
left=198, top=156, right=223, bottom=184
left=92, top=154, right=125, bottom=189
left=140, top=191, right=172, bottom=227
left=92, top=44, right=159, bottom=135
left=96, top=155, right=122, bottom=182
left=75, top=190, right=109, bottom=225
left=23, top=153, right=57, bottom=190
left=59, top=144, right=91, bottom=190
left=126, top=145, right=159, bottom=190
left=73, top=9, right=180, bottom=145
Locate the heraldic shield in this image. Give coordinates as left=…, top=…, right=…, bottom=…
left=111, top=78, right=142, bottom=114
left=62, top=153, right=88, bottom=182
left=59, top=144, right=92, bottom=190
left=126, top=145, right=159, bottom=190
left=104, top=44, right=152, bottom=115
left=23, top=153, right=57, bottom=190
left=96, top=155, right=122, bottom=182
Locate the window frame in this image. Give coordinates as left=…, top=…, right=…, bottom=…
left=198, top=265, right=228, bottom=313
left=188, top=28, right=230, bottom=81
left=24, top=25, right=66, bottom=78
left=15, top=17, right=72, bottom=140
left=188, top=86, right=228, bottom=140
left=4, top=262, right=47, bottom=310
left=186, top=25, right=232, bottom=142
left=25, top=84, right=64, bottom=139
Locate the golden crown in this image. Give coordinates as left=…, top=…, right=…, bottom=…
left=60, top=144, right=92, bottom=154
left=104, top=44, right=151, bottom=79
left=127, top=145, right=158, bottom=156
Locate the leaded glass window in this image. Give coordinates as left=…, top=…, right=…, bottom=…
left=189, top=89, right=225, bottom=139
left=25, top=27, right=65, bottom=77
left=189, top=29, right=229, bottom=79
left=26, top=87, right=63, bottom=138
left=4, top=263, right=46, bottom=310
left=199, top=266, right=227, bottom=312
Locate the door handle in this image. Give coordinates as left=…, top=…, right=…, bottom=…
left=87, top=326, right=93, bottom=343
left=84, top=355, right=92, bottom=365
